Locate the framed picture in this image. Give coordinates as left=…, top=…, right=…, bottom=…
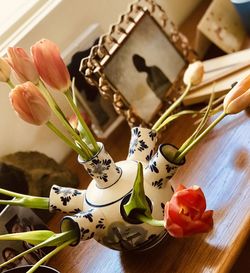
left=63, top=24, right=123, bottom=138
left=0, top=206, right=48, bottom=271
left=80, top=0, right=197, bottom=127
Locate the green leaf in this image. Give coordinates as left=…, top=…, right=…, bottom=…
left=123, top=162, right=152, bottom=220
left=0, top=230, right=55, bottom=245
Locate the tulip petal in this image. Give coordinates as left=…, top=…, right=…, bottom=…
left=7, top=47, right=39, bottom=84
left=164, top=185, right=213, bottom=238
left=9, top=82, right=51, bottom=125
left=225, top=89, right=250, bottom=114
left=31, top=39, right=71, bottom=92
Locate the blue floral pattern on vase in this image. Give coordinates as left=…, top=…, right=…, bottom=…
left=49, top=185, right=86, bottom=213
left=87, top=158, right=112, bottom=182
left=127, top=127, right=158, bottom=163
left=61, top=208, right=106, bottom=242
left=145, top=144, right=185, bottom=190
left=78, top=142, right=122, bottom=189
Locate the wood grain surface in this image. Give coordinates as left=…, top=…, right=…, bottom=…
left=48, top=110, right=250, bottom=273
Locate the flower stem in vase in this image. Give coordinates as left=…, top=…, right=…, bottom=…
left=64, top=88, right=99, bottom=154
left=175, top=91, right=215, bottom=157
left=0, top=229, right=78, bottom=272
left=26, top=239, right=75, bottom=273
left=175, top=111, right=227, bottom=163
left=152, top=82, right=192, bottom=131
left=0, top=188, right=49, bottom=210
left=38, top=81, right=94, bottom=158
left=155, top=109, right=197, bottom=132
left=136, top=214, right=164, bottom=227
left=46, top=121, right=90, bottom=160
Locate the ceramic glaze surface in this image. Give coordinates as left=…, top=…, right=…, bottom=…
left=127, top=127, right=158, bottom=163
left=54, top=128, right=184, bottom=251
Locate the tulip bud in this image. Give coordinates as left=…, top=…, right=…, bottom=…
left=31, top=39, right=71, bottom=92
left=0, top=57, right=11, bottom=82
left=7, top=47, right=39, bottom=84
left=9, top=81, right=51, bottom=125
left=69, top=111, right=91, bottom=129
left=223, top=74, right=250, bottom=114
left=183, top=61, right=204, bottom=86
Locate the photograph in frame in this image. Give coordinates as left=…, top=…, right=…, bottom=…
left=103, top=12, right=186, bottom=123
left=81, top=0, right=197, bottom=127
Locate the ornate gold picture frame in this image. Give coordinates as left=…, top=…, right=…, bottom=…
left=80, top=0, right=197, bottom=127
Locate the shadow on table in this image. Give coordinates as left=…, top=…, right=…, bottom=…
left=229, top=236, right=250, bottom=273
left=120, top=235, right=224, bottom=273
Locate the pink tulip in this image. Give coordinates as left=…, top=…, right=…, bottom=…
left=223, top=74, right=250, bottom=114
left=31, top=39, right=71, bottom=92
left=7, top=47, right=39, bottom=84
left=9, top=81, right=51, bottom=125
left=0, top=57, right=11, bottom=82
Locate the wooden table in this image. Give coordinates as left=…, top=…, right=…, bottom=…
left=48, top=108, right=250, bottom=272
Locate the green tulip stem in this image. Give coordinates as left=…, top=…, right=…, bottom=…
left=0, top=230, right=78, bottom=270
left=175, top=111, right=227, bottom=162
left=26, top=239, right=75, bottom=273
left=174, top=91, right=215, bottom=159
left=0, top=188, right=49, bottom=210
left=38, top=81, right=92, bottom=158
left=155, top=110, right=198, bottom=132
left=46, top=121, right=88, bottom=160
left=0, top=240, right=46, bottom=269
left=7, top=79, right=15, bottom=89
left=152, top=83, right=192, bottom=131
left=137, top=214, right=164, bottom=227
left=65, top=89, right=99, bottom=154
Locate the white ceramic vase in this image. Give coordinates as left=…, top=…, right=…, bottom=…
left=49, top=127, right=185, bottom=251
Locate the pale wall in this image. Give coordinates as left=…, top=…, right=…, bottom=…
left=0, top=0, right=201, bottom=162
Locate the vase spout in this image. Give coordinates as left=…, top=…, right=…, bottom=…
left=49, top=184, right=87, bottom=213
left=144, top=144, right=185, bottom=190
left=61, top=208, right=107, bottom=243
left=78, top=142, right=122, bottom=189
left=127, top=127, right=158, bottom=163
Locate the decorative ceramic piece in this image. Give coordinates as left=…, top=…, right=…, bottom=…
left=127, top=127, right=158, bottom=164
left=78, top=142, right=122, bottom=189
left=48, top=130, right=185, bottom=251
left=49, top=185, right=86, bottom=213
left=145, top=144, right=185, bottom=190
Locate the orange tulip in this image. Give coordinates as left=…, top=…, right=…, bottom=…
left=183, top=61, right=204, bottom=86
left=31, top=39, right=71, bottom=92
left=0, top=57, right=11, bottom=82
left=7, top=47, right=39, bottom=84
left=223, top=74, right=250, bottom=114
left=164, top=184, right=213, bottom=238
left=9, top=82, right=51, bottom=125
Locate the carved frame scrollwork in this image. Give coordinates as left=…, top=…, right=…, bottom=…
left=80, top=0, right=197, bottom=127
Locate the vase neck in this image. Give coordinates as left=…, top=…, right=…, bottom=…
left=127, top=127, right=158, bottom=163
left=78, top=142, right=121, bottom=189
left=144, top=144, right=185, bottom=190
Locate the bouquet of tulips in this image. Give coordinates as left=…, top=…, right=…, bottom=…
left=0, top=38, right=250, bottom=272
left=0, top=39, right=101, bottom=273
